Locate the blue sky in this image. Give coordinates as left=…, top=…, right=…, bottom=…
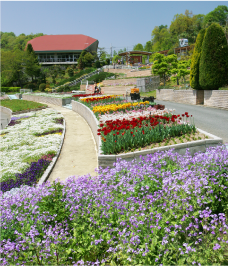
left=1, top=1, right=228, bottom=54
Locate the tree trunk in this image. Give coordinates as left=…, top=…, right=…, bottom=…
left=177, top=77, right=179, bottom=85
left=163, top=73, right=166, bottom=86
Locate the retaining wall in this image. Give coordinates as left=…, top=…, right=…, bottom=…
left=204, top=90, right=228, bottom=109
left=22, top=94, right=71, bottom=106
left=71, top=100, right=102, bottom=153
left=71, top=100, right=223, bottom=168
left=0, top=106, right=12, bottom=118
left=156, top=89, right=228, bottom=109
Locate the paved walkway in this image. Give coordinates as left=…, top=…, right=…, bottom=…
left=39, top=103, right=98, bottom=183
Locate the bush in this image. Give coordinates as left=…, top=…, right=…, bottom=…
left=95, top=61, right=101, bottom=68
left=199, top=23, right=228, bottom=90
left=39, top=83, right=46, bottom=91
left=105, top=58, right=110, bottom=65
left=67, top=68, right=74, bottom=77
left=1, top=87, right=21, bottom=93
left=190, top=29, right=206, bottom=90
left=87, top=72, right=115, bottom=83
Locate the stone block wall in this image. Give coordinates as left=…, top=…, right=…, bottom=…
left=204, top=90, right=228, bottom=109
left=156, top=89, right=228, bottom=109
left=173, top=90, right=197, bottom=105
left=80, top=85, right=86, bottom=91
left=156, top=89, right=174, bottom=101
left=137, top=76, right=160, bottom=92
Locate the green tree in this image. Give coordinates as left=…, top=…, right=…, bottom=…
left=83, top=52, right=94, bottom=67
left=113, top=50, right=117, bottom=56
left=25, top=43, right=41, bottom=81
left=190, top=28, right=206, bottom=89
left=144, top=41, right=152, bottom=52
left=151, top=25, right=174, bottom=52
left=133, top=43, right=143, bottom=51
left=203, top=5, right=228, bottom=28
left=151, top=53, right=170, bottom=86
left=199, top=23, right=228, bottom=90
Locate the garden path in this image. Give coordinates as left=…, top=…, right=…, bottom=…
left=39, top=103, right=98, bottom=183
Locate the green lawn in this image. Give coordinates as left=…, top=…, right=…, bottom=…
left=0, top=99, right=47, bottom=112
left=140, top=90, right=156, bottom=98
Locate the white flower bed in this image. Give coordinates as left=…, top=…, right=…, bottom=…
left=0, top=109, right=64, bottom=181
left=98, top=107, right=176, bottom=123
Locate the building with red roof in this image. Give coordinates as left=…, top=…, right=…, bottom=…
left=26, top=34, right=99, bottom=65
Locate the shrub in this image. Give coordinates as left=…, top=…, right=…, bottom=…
left=199, top=23, right=228, bottom=90
left=39, top=83, right=46, bottom=91
left=190, top=29, right=206, bottom=90
left=95, top=60, right=101, bottom=68
left=105, top=58, right=110, bottom=65
left=1, top=87, right=21, bottom=93
left=67, top=68, right=74, bottom=77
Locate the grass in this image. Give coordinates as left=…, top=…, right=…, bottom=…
left=0, top=99, right=47, bottom=112
left=140, top=90, right=156, bottom=98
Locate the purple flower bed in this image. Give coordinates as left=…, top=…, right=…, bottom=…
left=8, top=116, right=30, bottom=126
left=0, top=159, right=50, bottom=193
left=0, top=145, right=228, bottom=265
left=54, top=117, right=64, bottom=125
left=35, top=128, right=63, bottom=137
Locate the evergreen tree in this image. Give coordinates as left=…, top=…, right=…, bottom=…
left=199, top=23, right=228, bottom=90
left=190, top=28, right=206, bottom=89
left=25, top=43, right=41, bottom=81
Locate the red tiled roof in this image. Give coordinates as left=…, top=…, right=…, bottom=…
left=27, top=34, right=98, bottom=51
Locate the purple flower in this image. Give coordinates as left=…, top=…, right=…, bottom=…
left=213, top=243, right=221, bottom=250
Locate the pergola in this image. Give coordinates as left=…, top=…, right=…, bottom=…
left=156, top=45, right=194, bottom=56
left=118, top=51, right=152, bottom=64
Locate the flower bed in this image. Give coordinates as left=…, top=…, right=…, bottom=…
left=98, top=113, right=196, bottom=154
left=0, top=146, right=227, bottom=265
left=0, top=109, right=64, bottom=192
left=78, top=95, right=201, bottom=155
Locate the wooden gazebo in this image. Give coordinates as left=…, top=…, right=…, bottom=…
left=118, top=51, right=152, bottom=64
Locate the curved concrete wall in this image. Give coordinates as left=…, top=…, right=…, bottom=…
left=0, top=106, right=12, bottom=128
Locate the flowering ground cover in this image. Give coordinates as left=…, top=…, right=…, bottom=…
left=0, top=109, right=64, bottom=192
left=0, top=99, right=47, bottom=112
left=0, top=145, right=227, bottom=265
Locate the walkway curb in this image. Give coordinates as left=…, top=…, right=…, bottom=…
left=37, top=117, right=66, bottom=186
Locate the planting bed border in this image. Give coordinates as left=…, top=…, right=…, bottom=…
left=37, top=117, right=66, bottom=186
left=71, top=100, right=223, bottom=168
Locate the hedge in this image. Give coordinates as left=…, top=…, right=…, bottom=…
left=1, top=87, right=21, bottom=93
left=199, top=23, right=228, bottom=90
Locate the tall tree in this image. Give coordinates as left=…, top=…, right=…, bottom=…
left=190, top=28, right=206, bottom=89
left=133, top=43, right=143, bottom=51
left=199, top=23, right=228, bottom=90
left=25, top=43, right=41, bottom=81
left=144, top=41, right=152, bottom=52
left=203, top=5, right=228, bottom=27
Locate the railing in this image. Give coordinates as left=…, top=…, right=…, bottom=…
left=53, top=67, right=104, bottom=90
